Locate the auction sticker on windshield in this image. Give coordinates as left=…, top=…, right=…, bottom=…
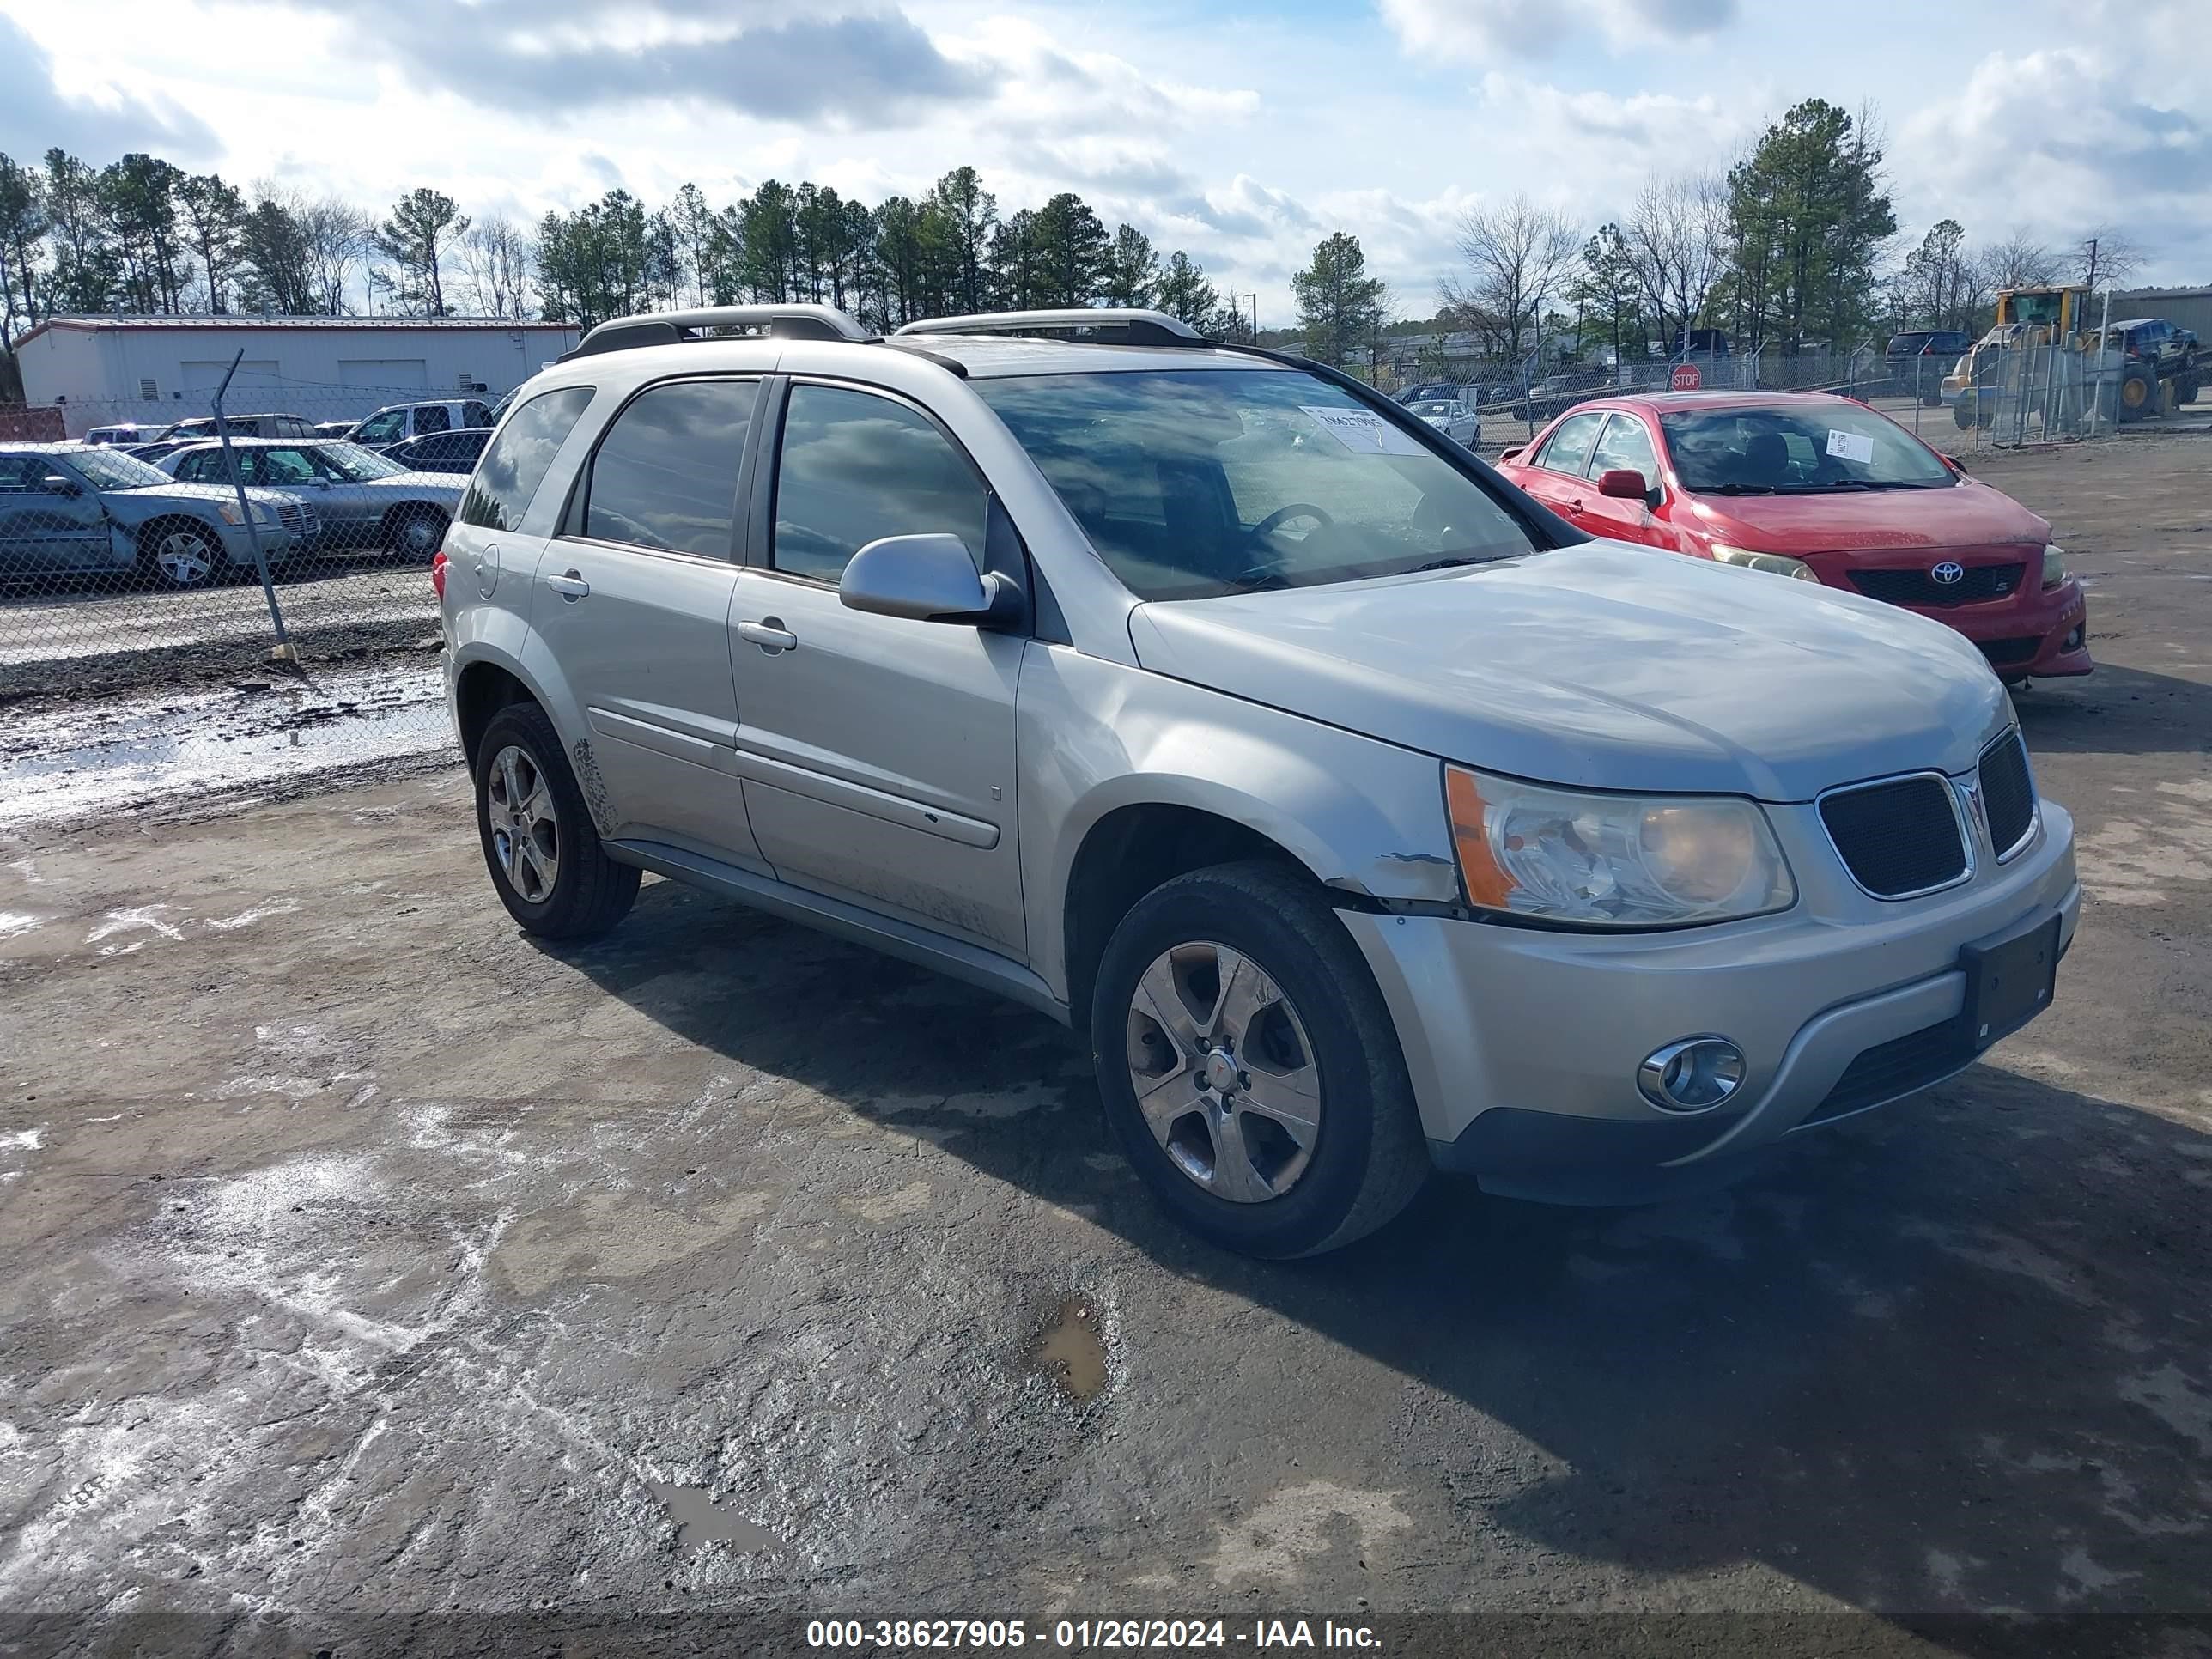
left=1301, top=406, right=1428, bottom=455
left=1826, top=428, right=1876, bottom=464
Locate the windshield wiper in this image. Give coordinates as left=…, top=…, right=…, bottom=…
left=1409, top=555, right=1494, bottom=572
left=1778, top=478, right=1915, bottom=492
left=1703, top=482, right=1778, bottom=495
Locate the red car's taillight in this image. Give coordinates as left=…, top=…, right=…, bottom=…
left=430, top=548, right=448, bottom=599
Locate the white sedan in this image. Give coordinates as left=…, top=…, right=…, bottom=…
left=1407, top=398, right=1480, bottom=447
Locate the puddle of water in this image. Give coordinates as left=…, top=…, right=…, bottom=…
left=645, top=1480, right=785, bottom=1556
left=0, top=665, right=451, bottom=827
left=1028, top=1295, right=1109, bottom=1403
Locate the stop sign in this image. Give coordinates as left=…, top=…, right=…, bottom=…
left=1670, top=363, right=1703, bottom=392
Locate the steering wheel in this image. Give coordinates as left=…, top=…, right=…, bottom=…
left=1246, top=502, right=1334, bottom=549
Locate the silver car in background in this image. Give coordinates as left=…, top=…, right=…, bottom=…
left=156, top=439, right=465, bottom=559
left=1407, top=397, right=1480, bottom=447
left=0, top=442, right=316, bottom=588
left=439, top=305, right=2077, bottom=1259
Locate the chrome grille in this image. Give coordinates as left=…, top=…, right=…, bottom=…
left=1978, top=731, right=2036, bottom=860
left=1820, top=774, right=1969, bottom=899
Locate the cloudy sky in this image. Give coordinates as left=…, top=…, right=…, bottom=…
left=3, top=0, right=2204, bottom=319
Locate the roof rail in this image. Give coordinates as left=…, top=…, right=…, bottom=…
left=562, top=304, right=874, bottom=362
left=895, top=308, right=1203, bottom=347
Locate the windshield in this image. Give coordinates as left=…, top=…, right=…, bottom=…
left=1659, top=404, right=1952, bottom=493
left=1409, top=401, right=1456, bottom=416
left=62, top=447, right=173, bottom=491
left=312, top=442, right=408, bottom=482
left=975, top=369, right=1542, bottom=601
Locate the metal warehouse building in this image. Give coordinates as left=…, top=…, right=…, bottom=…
left=15, top=316, right=580, bottom=436
left=2112, top=287, right=2212, bottom=340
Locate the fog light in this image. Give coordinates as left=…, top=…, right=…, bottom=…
left=1637, top=1036, right=1746, bottom=1113
left=2063, top=624, right=2083, bottom=651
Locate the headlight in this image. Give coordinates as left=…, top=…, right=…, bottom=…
left=2040, top=544, right=2066, bottom=588
left=1444, top=765, right=1796, bottom=927
left=1710, top=544, right=1818, bottom=582
left=216, top=501, right=245, bottom=526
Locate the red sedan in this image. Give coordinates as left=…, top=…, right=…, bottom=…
left=1493, top=391, right=2091, bottom=682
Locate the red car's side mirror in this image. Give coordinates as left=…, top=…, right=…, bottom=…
left=1597, top=468, right=1650, bottom=501
left=1498, top=446, right=1524, bottom=462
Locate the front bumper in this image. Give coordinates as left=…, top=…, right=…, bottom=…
left=1339, top=797, right=2078, bottom=1203
left=1827, top=573, right=2093, bottom=682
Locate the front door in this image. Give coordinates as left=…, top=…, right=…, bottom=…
left=730, top=380, right=1025, bottom=954
left=1575, top=412, right=1674, bottom=550
left=0, top=457, right=109, bottom=571
left=528, top=375, right=766, bottom=868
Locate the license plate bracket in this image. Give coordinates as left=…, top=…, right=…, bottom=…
left=1960, top=913, right=2061, bottom=1050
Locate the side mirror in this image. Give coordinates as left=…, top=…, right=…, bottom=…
left=40, top=474, right=80, bottom=497
left=1498, top=446, right=1525, bottom=462
left=840, top=533, right=1018, bottom=625
left=1597, top=468, right=1651, bottom=501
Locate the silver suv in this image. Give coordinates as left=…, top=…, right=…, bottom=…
left=440, top=306, right=2079, bottom=1258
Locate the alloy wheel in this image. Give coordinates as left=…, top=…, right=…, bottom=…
left=1124, top=940, right=1322, bottom=1202
left=486, top=744, right=560, bottom=903
left=154, top=531, right=215, bottom=586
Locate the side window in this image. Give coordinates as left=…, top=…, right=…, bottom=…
left=771, top=384, right=988, bottom=584
left=356, top=411, right=402, bottom=445
left=414, top=404, right=450, bottom=435
left=1533, top=410, right=1606, bottom=477
left=580, top=379, right=754, bottom=556
left=465, top=403, right=493, bottom=427
left=258, top=448, right=320, bottom=486
left=459, top=385, right=595, bottom=532
left=1589, top=415, right=1659, bottom=484
left=0, top=457, right=44, bottom=490
left=176, top=451, right=216, bottom=483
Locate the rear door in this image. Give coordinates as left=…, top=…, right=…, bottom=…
left=727, top=379, right=1026, bottom=953
left=530, top=374, right=767, bottom=867
left=1512, top=409, right=1607, bottom=523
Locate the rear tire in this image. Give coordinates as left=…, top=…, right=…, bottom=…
left=474, top=702, right=640, bottom=940
left=1089, top=860, right=1429, bottom=1258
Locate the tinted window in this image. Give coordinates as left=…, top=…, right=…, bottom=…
left=414, top=404, right=450, bottom=435
left=459, top=386, right=595, bottom=532
left=582, top=380, right=753, bottom=556
left=0, top=456, right=48, bottom=490
left=976, top=369, right=1540, bottom=602
left=249, top=447, right=322, bottom=487
left=1589, top=415, right=1659, bottom=483
left=465, top=403, right=494, bottom=426
left=1534, top=410, right=1606, bottom=476
left=772, top=384, right=988, bottom=583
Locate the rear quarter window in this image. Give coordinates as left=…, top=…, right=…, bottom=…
left=458, top=386, right=596, bottom=532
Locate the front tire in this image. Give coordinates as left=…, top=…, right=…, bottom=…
left=1089, top=860, right=1428, bottom=1258
left=474, top=703, right=640, bottom=940
left=388, top=505, right=449, bottom=561
left=137, top=521, right=223, bottom=589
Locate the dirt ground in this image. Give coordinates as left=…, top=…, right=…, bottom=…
left=1, top=437, right=2209, bottom=1657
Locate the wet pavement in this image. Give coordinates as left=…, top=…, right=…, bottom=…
left=0, top=439, right=2207, bottom=1654
left=0, top=663, right=450, bottom=829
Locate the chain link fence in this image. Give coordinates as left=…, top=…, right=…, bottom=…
left=1, top=388, right=461, bottom=827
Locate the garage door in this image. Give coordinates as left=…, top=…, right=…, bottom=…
left=340, top=359, right=429, bottom=391
left=180, top=360, right=281, bottom=392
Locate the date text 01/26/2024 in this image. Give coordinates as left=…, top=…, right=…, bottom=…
left=805, top=1618, right=1383, bottom=1650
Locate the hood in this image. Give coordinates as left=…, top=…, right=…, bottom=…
left=110, top=481, right=306, bottom=512
left=1688, top=478, right=2049, bottom=556
left=1126, top=541, right=2011, bottom=802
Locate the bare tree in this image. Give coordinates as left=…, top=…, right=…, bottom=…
left=1620, top=173, right=1728, bottom=353
left=1438, top=193, right=1579, bottom=365
left=296, top=193, right=371, bottom=314
left=2074, top=226, right=2142, bottom=293
left=1978, top=228, right=2058, bottom=293
left=457, top=215, right=533, bottom=318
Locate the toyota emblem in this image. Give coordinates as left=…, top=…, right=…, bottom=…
left=1930, top=561, right=1966, bottom=586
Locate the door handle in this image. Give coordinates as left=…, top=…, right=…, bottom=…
left=1565, top=498, right=1585, bottom=514
left=737, top=617, right=798, bottom=653
left=545, top=570, right=590, bottom=600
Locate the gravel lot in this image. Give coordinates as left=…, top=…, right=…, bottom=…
left=0, top=436, right=2207, bottom=1656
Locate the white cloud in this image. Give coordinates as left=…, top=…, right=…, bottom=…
left=1376, top=0, right=1739, bottom=62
